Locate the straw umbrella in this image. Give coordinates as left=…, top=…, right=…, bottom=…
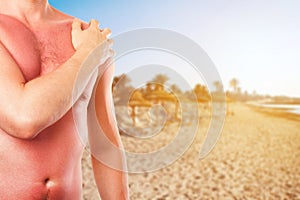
left=129, top=90, right=152, bottom=125
left=144, top=86, right=179, bottom=121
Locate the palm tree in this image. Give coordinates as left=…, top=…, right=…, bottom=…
left=213, top=81, right=223, bottom=93
left=170, top=84, right=182, bottom=96
left=112, top=74, right=131, bottom=92
left=112, top=74, right=134, bottom=105
left=229, top=78, right=239, bottom=93
left=150, top=74, right=169, bottom=92
left=193, top=84, right=210, bottom=102
left=152, top=74, right=169, bottom=84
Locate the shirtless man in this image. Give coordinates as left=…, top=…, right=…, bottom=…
left=0, top=0, right=128, bottom=199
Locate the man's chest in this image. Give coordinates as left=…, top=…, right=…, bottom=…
left=34, top=24, right=75, bottom=75
left=0, top=14, right=74, bottom=81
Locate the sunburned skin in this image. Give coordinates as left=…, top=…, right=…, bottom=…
left=0, top=13, right=97, bottom=200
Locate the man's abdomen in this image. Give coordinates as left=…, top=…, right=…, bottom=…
left=0, top=111, right=84, bottom=200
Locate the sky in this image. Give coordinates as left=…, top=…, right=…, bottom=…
left=49, top=0, right=300, bottom=97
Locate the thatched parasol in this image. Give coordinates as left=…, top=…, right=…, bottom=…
left=144, top=89, right=180, bottom=121
left=128, top=91, right=152, bottom=125
left=144, top=90, right=177, bottom=103
left=197, top=95, right=210, bottom=103
left=129, top=91, right=152, bottom=107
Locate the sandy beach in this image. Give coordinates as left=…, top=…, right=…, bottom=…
left=81, top=103, right=300, bottom=199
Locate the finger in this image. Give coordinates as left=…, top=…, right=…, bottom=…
left=72, top=18, right=82, bottom=31
left=101, top=28, right=112, bottom=38
left=109, top=49, right=115, bottom=57
left=107, top=39, right=114, bottom=46
left=90, top=19, right=100, bottom=29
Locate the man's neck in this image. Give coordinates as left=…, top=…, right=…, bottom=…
left=0, top=0, right=53, bottom=25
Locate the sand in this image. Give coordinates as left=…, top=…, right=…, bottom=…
left=81, top=103, right=300, bottom=199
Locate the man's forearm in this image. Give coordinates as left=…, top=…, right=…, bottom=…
left=92, top=154, right=129, bottom=200
left=87, top=100, right=130, bottom=200
left=3, top=46, right=105, bottom=139
left=0, top=19, right=112, bottom=139
left=24, top=47, right=103, bottom=134
left=88, top=104, right=130, bottom=200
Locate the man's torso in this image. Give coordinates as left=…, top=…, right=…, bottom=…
left=0, top=13, right=94, bottom=200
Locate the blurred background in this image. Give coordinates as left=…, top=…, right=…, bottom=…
left=49, top=0, right=300, bottom=199
left=50, top=0, right=300, bottom=97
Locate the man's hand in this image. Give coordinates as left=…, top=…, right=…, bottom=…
left=0, top=17, right=115, bottom=140
left=71, top=19, right=114, bottom=71
left=72, top=19, right=112, bottom=51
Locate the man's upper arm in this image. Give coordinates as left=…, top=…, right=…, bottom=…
left=0, top=41, right=26, bottom=89
left=87, top=58, right=123, bottom=153
left=94, top=59, right=117, bottom=134
left=88, top=59, right=120, bottom=142
left=0, top=42, right=27, bottom=128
